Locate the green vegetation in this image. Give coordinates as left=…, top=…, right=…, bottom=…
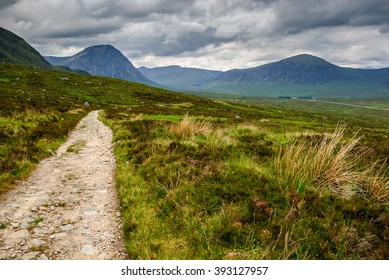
left=1, top=62, right=388, bottom=259
left=102, top=97, right=389, bottom=259
left=66, top=139, right=87, bottom=154
left=0, top=63, right=177, bottom=193
left=0, top=27, right=52, bottom=69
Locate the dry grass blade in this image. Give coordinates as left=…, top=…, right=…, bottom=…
left=359, top=160, right=389, bottom=204
left=168, top=113, right=212, bottom=139
left=275, top=124, right=389, bottom=202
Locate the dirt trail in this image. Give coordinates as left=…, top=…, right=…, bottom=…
left=0, top=110, right=126, bottom=260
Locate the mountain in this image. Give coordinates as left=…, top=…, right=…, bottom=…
left=201, top=54, right=389, bottom=98
left=216, top=54, right=346, bottom=84
left=45, top=45, right=155, bottom=85
left=138, top=65, right=222, bottom=90
left=0, top=27, right=52, bottom=69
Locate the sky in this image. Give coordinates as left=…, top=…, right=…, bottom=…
left=1, top=0, right=389, bottom=70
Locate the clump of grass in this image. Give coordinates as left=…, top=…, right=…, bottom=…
left=33, top=217, right=44, bottom=225
left=274, top=124, right=389, bottom=202
left=168, top=114, right=212, bottom=139
left=66, top=139, right=87, bottom=154
left=359, top=161, right=389, bottom=204
left=30, top=245, right=48, bottom=252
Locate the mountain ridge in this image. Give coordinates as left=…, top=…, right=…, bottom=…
left=216, top=54, right=346, bottom=84
left=45, top=45, right=155, bottom=86
left=1, top=25, right=388, bottom=98
left=139, top=54, right=389, bottom=98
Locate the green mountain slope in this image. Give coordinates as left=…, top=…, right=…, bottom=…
left=0, top=27, right=52, bottom=69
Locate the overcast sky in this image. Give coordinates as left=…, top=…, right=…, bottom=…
left=1, top=0, right=389, bottom=70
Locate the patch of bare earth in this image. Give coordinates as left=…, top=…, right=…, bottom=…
left=0, top=110, right=127, bottom=260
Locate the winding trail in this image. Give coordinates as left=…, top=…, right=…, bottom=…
left=0, top=110, right=126, bottom=260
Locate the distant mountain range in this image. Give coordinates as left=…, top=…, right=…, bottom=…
left=138, top=65, right=222, bottom=90
left=1, top=26, right=389, bottom=98
left=45, top=45, right=155, bottom=85
left=139, top=54, right=389, bottom=98
left=202, top=54, right=389, bottom=97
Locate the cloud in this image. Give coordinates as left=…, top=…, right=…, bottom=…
left=0, top=0, right=18, bottom=9
left=379, top=24, right=389, bottom=33
left=1, top=0, right=389, bottom=69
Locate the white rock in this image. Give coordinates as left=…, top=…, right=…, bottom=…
left=50, top=232, right=67, bottom=239
left=83, top=209, right=97, bottom=217
left=38, top=254, right=49, bottom=260
left=81, top=245, right=97, bottom=256
left=60, top=224, right=74, bottom=231
left=10, top=229, right=30, bottom=239
left=22, top=252, right=39, bottom=260
left=48, top=227, right=55, bottom=235
left=30, top=239, right=46, bottom=247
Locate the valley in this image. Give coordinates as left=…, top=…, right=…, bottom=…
left=0, top=26, right=388, bottom=260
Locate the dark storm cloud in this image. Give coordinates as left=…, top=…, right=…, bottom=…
left=272, top=0, right=389, bottom=35
left=0, top=0, right=18, bottom=9
left=44, top=21, right=122, bottom=39
left=152, top=27, right=234, bottom=56
left=89, top=0, right=195, bottom=19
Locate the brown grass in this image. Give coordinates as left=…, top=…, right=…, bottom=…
left=275, top=124, right=389, bottom=203
left=168, top=114, right=212, bottom=139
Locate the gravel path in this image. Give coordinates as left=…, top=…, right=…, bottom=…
left=0, top=110, right=126, bottom=260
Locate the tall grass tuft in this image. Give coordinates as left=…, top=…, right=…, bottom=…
left=168, top=113, right=211, bottom=139
left=359, top=161, right=389, bottom=203
left=275, top=124, right=389, bottom=202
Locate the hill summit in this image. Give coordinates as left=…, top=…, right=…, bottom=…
left=216, top=54, right=345, bottom=84
left=45, top=45, right=154, bottom=85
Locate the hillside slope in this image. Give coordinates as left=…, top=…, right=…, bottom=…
left=0, top=27, right=52, bottom=69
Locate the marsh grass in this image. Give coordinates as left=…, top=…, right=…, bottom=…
left=274, top=124, right=389, bottom=204
left=103, top=105, right=389, bottom=260
left=168, top=113, right=212, bottom=139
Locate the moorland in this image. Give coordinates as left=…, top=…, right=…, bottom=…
left=1, top=62, right=388, bottom=259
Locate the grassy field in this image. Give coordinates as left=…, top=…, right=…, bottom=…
left=101, top=93, right=389, bottom=259
left=1, top=63, right=388, bottom=259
